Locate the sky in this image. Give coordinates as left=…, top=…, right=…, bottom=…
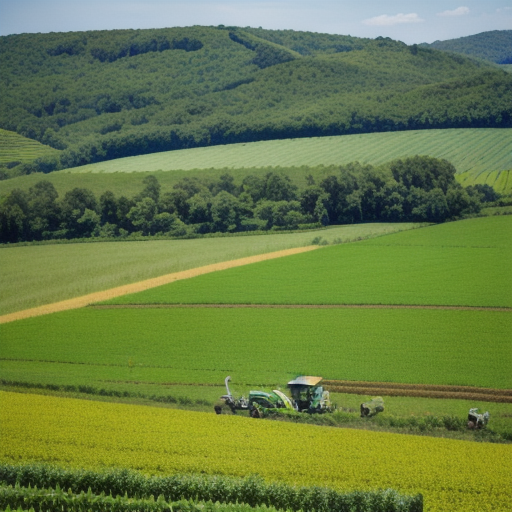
left=0, top=0, right=511, bottom=44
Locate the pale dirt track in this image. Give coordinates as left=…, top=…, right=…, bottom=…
left=0, top=245, right=318, bottom=324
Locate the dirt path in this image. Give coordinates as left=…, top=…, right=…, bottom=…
left=0, top=246, right=318, bottom=324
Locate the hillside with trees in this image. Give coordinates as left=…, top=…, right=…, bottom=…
left=422, top=30, right=512, bottom=64
left=1, top=26, right=511, bottom=177
left=1, top=155, right=500, bottom=243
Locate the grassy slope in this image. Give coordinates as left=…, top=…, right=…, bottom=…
left=0, top=128, right=61, bottom=164
left=1, top=128, right=510, bottom=198
left=0, top=223, right=418, bottom=315
left=109, top=216, right=512, bottom=308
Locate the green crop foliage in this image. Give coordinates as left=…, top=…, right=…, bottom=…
left=61, top=128, right=512, bottom=176
left=108, top=217, right=512, bottom=308
left=0, top=223, right=418, bottom=315
left=1, top=129, right=511, bottom=198
left=458, top=168, right=512, bottom=194
left=0, top=468, right=422, bottom=512
left=1, top=393, right=511, bottom=511
left=1, top=306, right=510, bottom=389
left=0, top=129, right=60, bottom=165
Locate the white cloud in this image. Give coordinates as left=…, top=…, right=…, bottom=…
left=437, top=7, right=470, bottom=17
left=362, top=13, right=423, bottom=27
left=496, top=6, right=512, bottom=13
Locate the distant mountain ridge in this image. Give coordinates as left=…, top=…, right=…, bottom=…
left=0, top=26, right=511, bottom=175
left=421, top=30, right=512, bottom=64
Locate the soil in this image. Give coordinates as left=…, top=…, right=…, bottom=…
left=323, top=380, right=512, bottom=403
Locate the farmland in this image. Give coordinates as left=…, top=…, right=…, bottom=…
left=1, top=25, right=511, bottom=512
left=1, top=307, right=511, bottom=388
left=105, top=217, right=512, bottom=308
left=59, top=128, right=512, bottom=176
left=0, top=128, right=61, bottom=165
left=1, top=128, right=511, bottom=198
left=1, top=392, right=511, bottom=512
left=0, top=222, right=418, bottom=315
left=1, top=212, right=511, bottom=512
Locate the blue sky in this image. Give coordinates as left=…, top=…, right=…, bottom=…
left=0, top=0, right=510, bottom=43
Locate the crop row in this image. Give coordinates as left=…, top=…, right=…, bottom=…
left=1, top=392, right=511, bottom=512
left=0, top=483, right=173, bottom=512
left=0, top=471, right=422, bottom=512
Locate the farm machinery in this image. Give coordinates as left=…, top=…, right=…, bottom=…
left=360, top=397, right=385, bottom=417
left=214, top=376, right=334, bottom=418
left=467, top=408, right=490, bottom=429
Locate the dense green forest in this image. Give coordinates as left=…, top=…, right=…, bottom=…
left=422, top=30, right=512, bottom=64
left=0, top=155, right=500, bottom=243
left=1, top=26, right=511, bottom=177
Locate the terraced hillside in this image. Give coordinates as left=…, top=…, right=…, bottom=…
left=0, top=128, right=60, bottom=164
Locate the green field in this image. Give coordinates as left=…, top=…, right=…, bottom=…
left=59, top=128, right=512, bottom=178
left=1, top=128, right=509, bottom=198
left=0, top=223, right=419, bottom=315
left=1, top=307, right=510, bottom=389
left=1, top=214, right=511, bottom=451
left=107, top=217, right=512, bottom=308
left=0, top=128, right=61, bottom=165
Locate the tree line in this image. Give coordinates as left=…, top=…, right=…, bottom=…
left=0, top=156, right=500, bottom=244
left=423, top=30, right=512, bottom=65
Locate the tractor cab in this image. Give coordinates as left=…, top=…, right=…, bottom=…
left=287, top=376, right=334, bottom=413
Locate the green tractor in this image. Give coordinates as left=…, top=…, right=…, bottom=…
left=287, top=375, right=335, bottom=414
left=214, top=375, right=334, bottom=417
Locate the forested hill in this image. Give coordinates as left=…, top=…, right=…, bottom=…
left=1, top=26, right=511, bottom=175
left=421, top=30, right=512, bottom=64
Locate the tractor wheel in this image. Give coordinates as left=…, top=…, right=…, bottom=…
left=214, top=405, right=222, bottom=415
left=250, top=407, right=261, bottom=418
left=467, top=420, right=475, bottom=429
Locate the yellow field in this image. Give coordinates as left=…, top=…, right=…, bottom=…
left=1, top=392, right=510, bottom=512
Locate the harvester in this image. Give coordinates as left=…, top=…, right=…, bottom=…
left=214, top=375, right=334, bottom=417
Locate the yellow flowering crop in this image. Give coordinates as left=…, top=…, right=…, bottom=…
left=1, top=392, right=510, bottom=512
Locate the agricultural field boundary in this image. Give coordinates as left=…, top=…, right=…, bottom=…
left=90, top=303, right=512, bottom=312
left=323, top=380, right=512, bottom=403
left=0, top=246, right=318, bottom=324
